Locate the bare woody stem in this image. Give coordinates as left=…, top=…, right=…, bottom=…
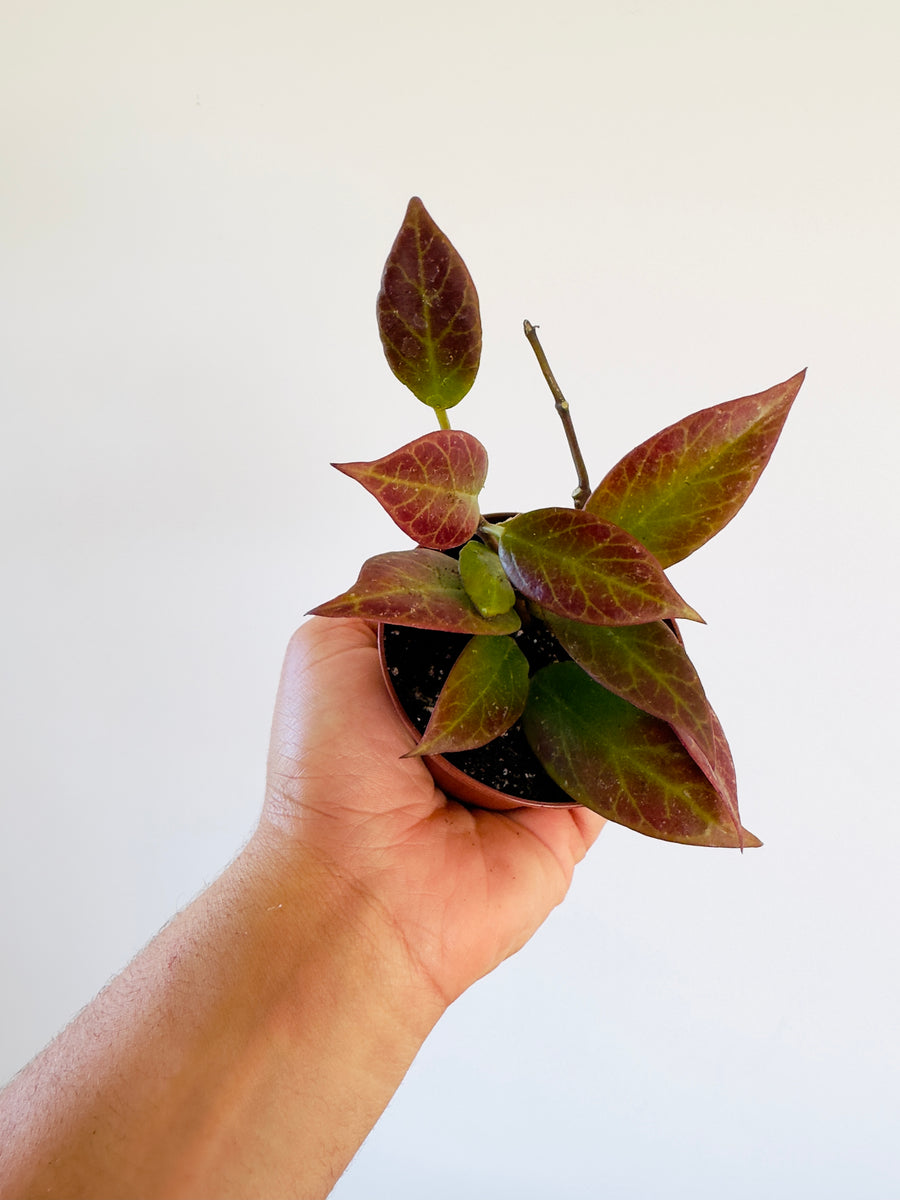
left=523, top=320, right=591, bottom=508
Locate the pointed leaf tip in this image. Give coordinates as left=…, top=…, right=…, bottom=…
left=309, top=548, right=521, bottom=634
left=332, top=430, right=488, bottom=550
left=497, top=507, right=702, bottom=626
left=377, top=198, right=482, bottom=411
left=523, top=662, right=753, bottom=848
left=586, top=370, right=806, bottom=566
left=540, top=613, right=747, bottom=839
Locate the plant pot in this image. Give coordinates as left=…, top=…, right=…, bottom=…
left=378, top=623, right=579, bottom=811
left=377, top=514, right=579, bottom=811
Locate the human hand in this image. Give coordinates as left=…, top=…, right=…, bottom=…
left=258, top=617, right=604, bottom=1007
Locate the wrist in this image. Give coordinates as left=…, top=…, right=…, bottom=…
left=239, top=822, right=448, bottom=1040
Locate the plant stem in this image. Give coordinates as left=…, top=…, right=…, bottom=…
left=435, top=408, right=451, bottom=430
left=523, top=320, right=591, bottom=508
left=478, top=522, right=504, bottom=552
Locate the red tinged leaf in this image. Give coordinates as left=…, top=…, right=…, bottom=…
left=672, top=698, right=750, bottom=846
left=333, top=431, right=488, bottom=550
left=522, top=663, right=760, bottom=848
left=308, top=549, right=520, bottom=635
left=497, top=507, right=703, bottom=626
left=405, top=634, right=530, bottom=757
left=541, top=613, right=715, bottom=748
left=585, top=371, right=806, bottom=567
left=377, top=197, right=482, bottom=413
left=540, top=611, right=749, bottom=845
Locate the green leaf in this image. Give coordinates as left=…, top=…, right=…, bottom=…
left=585, top=371, right=805, bottom=567
left=540, top=611, right=744, bottom=835
left=406, top=634, right=530, bottom=756
left=309, top=549, right=521, bottom=635
left=459, top=541, right=516, bottom=617
left=522, top=662, right=760, bottom=848
left=333, top=430, right=488, bottom=550
left=376, top=197, right=482, bottom=412
left=497, top=507, right=703, bottom=626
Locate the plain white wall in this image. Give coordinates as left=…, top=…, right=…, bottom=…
left=2, top=1, right=898, bottom=1196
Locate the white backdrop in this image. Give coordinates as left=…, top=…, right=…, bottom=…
left=2, top=2, right=898, bottom=1196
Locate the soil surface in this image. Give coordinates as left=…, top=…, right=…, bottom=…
left=381, top=621, right=574, bottom=805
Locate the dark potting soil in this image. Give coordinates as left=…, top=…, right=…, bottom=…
left=381, top=621, right=574, bottom=805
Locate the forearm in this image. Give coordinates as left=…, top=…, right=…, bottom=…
left=0, top=831, right=445, bottom=1200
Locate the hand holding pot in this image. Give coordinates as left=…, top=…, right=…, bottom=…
left=262, top=616, right=605, bottom=1006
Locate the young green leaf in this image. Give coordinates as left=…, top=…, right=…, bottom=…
left=308, top=549, right=521, bottom=635
left=497, top=508, right=703, bottom=626
left=333, top=430, right=488, bottom=550
left=376, top=197, right=482, bottom=414
left=585, top=371, right=805, bottom=566
left=459, top=540, right=516, bottom=617
left=405, top=634, right=530, bottom=757
left=522, top=662, right=760, bottom=848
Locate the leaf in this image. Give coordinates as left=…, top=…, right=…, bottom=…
left=585, top=371, right=805, bottom=567
left=459, top=540, right=516, bottom=617
left=497, top=507, right=703, bottom=626
left=522, top=662, right=760, bottom=848
left=406, top=634, right=530, bottom=756
left=541, top=612, right=715, bottom=748
left=376, top=197, right=482, bottom=412
left=309, top=549, right=521, bottom=634
left=333, top=430, right=488, bottom=550
left=672, top=697, right=745, bottom=844
left=540, top=611, right=746, bottom=840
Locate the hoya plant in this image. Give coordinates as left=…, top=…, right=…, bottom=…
left=311, top=197, right=804, bottom=849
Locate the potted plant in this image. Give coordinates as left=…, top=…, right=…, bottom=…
left=310, top=197, right=804, bottom=849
